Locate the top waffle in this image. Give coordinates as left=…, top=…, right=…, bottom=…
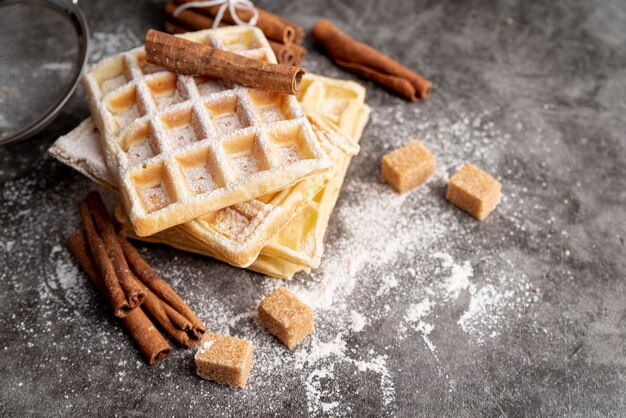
left=83, top=26, right=330, bottom=236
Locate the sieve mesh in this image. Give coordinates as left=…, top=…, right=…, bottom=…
left=0, top=0, right=89, bottom=145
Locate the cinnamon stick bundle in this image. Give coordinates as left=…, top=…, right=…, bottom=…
left=312, top=19, right=432, bottom=102
left=145, top=30, right=305, bottom=95
left=173, top=0, right=304, bottom=45
left=74, top=191, right=206, bottom=352
left=68, top=230, right=172, bottom=365
left=129, top=273, right=199, bottom=348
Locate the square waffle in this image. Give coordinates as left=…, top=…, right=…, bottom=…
left=50, top=73, right=369, bottom=279
left=83, top=26, right=330, bottom=237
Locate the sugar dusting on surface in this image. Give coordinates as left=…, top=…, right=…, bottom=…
left=2, top=101, right=539, bottom=415
left=253, top=104, right=536, bottom=413
left=1, top=27, right=542, bottom=415
left=90, top=26, right=143, bottom=64
left=186, top=104, right=536, bottom=413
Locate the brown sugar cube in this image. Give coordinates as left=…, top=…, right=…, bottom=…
left=446, top=163, right=501, bottom=220
left=258, top=287, right=314, bottom=349
left=382, top=140, right=436, bottom=193
left=194, top=333, right=253, bottom=388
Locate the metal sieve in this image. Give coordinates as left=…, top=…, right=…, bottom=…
left=0, top=0, right=89, bottom=145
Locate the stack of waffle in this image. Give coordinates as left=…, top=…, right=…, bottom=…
left=50, top=26, right=370, bottom=279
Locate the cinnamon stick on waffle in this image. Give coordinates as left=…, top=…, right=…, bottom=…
left=68, top=230, right=172, bottom=365
left=173, top=0, right=304, bottom=44
left=312, top=19, right=432, bottom=102
left=145, top=29, right=305, bottom=95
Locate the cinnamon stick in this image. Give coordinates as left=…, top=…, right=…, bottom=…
left=145, top=29, right=305, bottom=95
left=291, top=43, right=307, bottom=65
left=129, top=272, right=199, bottom=348
left=269, top=40, right=294, bottom=65
left=68, top=230, right=172, bottom=365
left=79, top=201, right=132, bottom=318
left=84, top=192, right=145, bottom=311
left=312, top=19, right=432, bottom=102
left=269, top=40, right=307, bottom=66
left=118, top=233, right=206, bottom=342
left=165, top=1, right=226, bottom=32
left=173, top=0, right=303, bottom=44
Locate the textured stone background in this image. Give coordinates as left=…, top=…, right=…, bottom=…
left=1, top=0, right=626, bottom=416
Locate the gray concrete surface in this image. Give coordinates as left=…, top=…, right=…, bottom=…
left=1, top=0, right=626, bottom=416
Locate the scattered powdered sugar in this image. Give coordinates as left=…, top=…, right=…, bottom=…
left=403, top=299, right=432, bottom=329
left=432, top=251, right=474, bottom=299
left=52, top=246, right=81, bottom=290
left=349, top=355, right=395, bottom=405
left=349, top=310, right=367, bottom=332
left=376, top=273, right=398, bottom=296
left=89, top=26, right=143, bottom=64
left=291, top=331, right=396, bottom=413
left=240, top=104, right=539, bottom=412
left=400, top=298, right=439, bottom=362
left=457, top=257, right=538, bottom=342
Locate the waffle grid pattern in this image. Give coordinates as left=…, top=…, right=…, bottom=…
left=84, top=27, right=329, bottom=236
left=176, top=120, right=359, bottom=267
left=146, top=75, right=369, bottom=272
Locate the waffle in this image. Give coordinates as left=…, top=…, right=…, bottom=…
left=262, top=75, right=370, bottom=269
left=83, top=26, right=330, bottom=237
left=50, top=115, right=356, bottom=267
left=118, top=75, right=369, bottom=277
left=50, top=74, right=369, bottom=279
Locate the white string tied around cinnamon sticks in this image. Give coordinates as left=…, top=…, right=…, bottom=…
left=173, top=0, right=259, bottom=28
